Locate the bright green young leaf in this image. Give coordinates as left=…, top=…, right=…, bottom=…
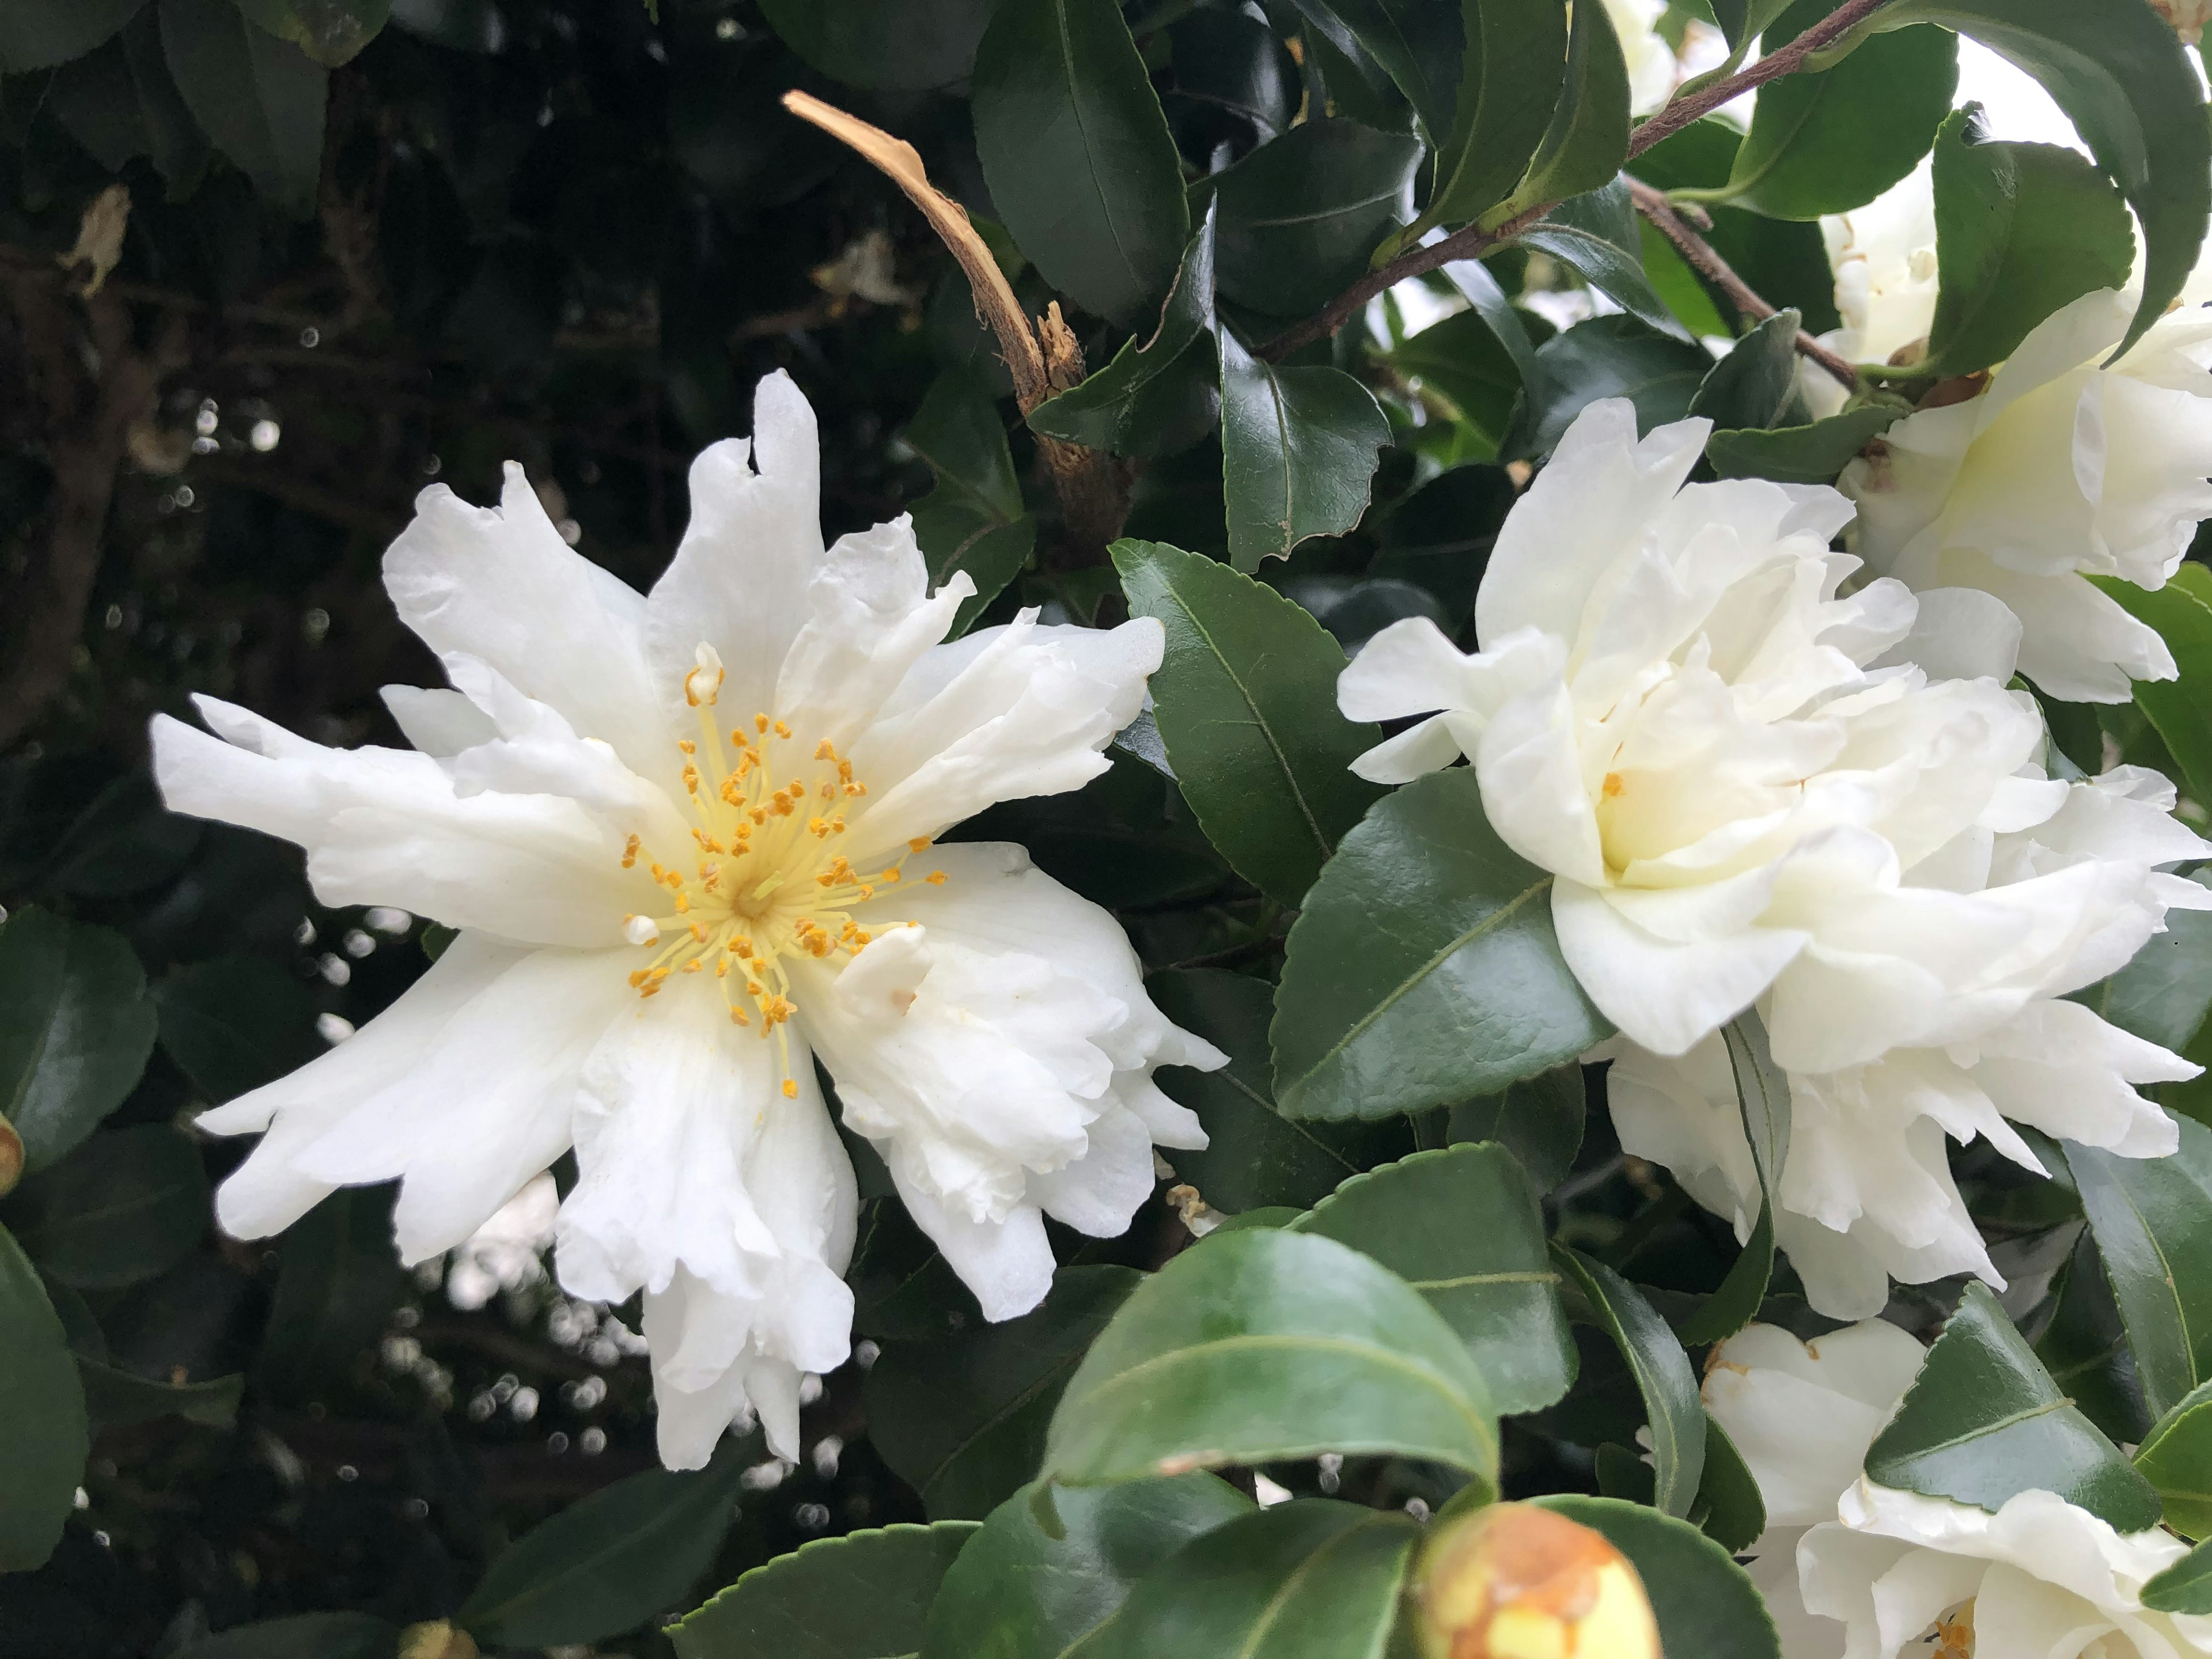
left=1706, top=403, right=1904, bottom=483
left=2, top=1123, right=207, bottom=1290
left=2074, top=876, right=2212, bottom=1055
left=868, top=1267, right=1141, bottom=1521
left=1272, top=767, right=1609, bottom=1123
left=903, top=368, right=1036, bottom=635
left=1924, top=106, right=2135, bottom=376
left=0, top=906, right=156, bottom=1173
left=0, top=0, right=146, bottom=72
left=1111, top=537, right=1383, bottom=906
left=2093, top=565, right=2212, bottom=809
left=1418, top=0, right=1567, bottom=236
left=1041, top=1228, right=1499, bottom=1488
left=2143, top=1537, right=2212, bottom=1615
left=78, top=1355, right=243, bottom=1430
left=1217, top=331, right=1392, bottom=572
left=1291, top=1144, right=1574, bottom=1415
left=1028, top=211, right=1219, bottom=459
left=1146, top=969, right=1414, bottom=1214
left=1719, top=0, right=1957, bottom=221
left=1516, top=180, right=1696, bottom=344
left=154, top=953, right=324, bottom=1103
left=2063, top=1116, right=2212, bottom=1422
left=1551, top=1245, right=1706, bottom=1517
left=1283, top=0, right=1460, bottom=142
left=760, top=0, right=997, bottom=90
left=1866, top=1281, right=2163, bottom=1532
left=1078, top=1499, right=1417, bottom=1659
left=1679, top=1016, right=1791, bottom=1347
left=2036, top=1227, right=2153, bottom=1448
left=0, top=1222, right=86, bottom=1571
left=1532, top=1496, right=1781, bottom=1659
left=1686, top=310, right=1805, bottom=435
left=1505, top=316, right=1711, bottom=462
left=1202, top=118, right=1422, bottom=319
left=2135, top=1378, right=2212, bottom=1539
left=1490, top=0, right=1628, bottom=225
left=971, top=0, right=1188, bottom=327
left=176, top=1613, right=397, bottom=1659
left=157, top=0, right=328, bottom=215
left=673, top=1522, right=980, bottom=1659
left=919, top=1475, right=1252, bottom=1659
left=1448, top=1064, right=1586, bottom=1194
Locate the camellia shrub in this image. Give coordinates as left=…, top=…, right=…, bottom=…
left=6, top=0, right=2212, bottom=1655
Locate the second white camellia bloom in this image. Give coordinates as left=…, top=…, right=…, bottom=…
left=151, top=372, right=1223, bottom=1469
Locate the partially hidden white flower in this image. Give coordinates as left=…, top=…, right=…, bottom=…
left=1600, top=0, right=1678, bottom=116
left=152, top=371, right=1224, bottom=1468
left=1820, top=157, right=1941, bottom=376
left=1840, top=289, right=2212, bottom=703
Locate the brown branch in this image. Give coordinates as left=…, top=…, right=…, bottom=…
left=1257, top=0, right=1899, bottom=361
left=1626, top=177, right=1858, bottom=388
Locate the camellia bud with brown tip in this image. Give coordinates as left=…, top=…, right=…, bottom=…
left=1411, top=1502, right=1659, bottom=1659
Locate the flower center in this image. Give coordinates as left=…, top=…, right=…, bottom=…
left=615, top=646, right=947, bottom=1095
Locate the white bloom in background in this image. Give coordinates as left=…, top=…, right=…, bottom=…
left=1842, top=289, right=2212, bottom=704
left=1601, top=0, right=1677, bottom=115
left=1820, top=157, right=1940, bottom=374
left=153, top=372, right=1221, bottom=1468
left=445, top=1171, right=559, bottom=1312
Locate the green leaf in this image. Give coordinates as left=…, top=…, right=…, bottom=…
left=2093, top=565, right=2212, bottom=810
left=673, top=1522, right=980, bottom=1659
left=2135, top=1378, right=2212, bottom=1539
left=1417, top=0, right=1567, bottom=235
left=971, top=0, right=1189, bottom=327
left=1867, top=0, right=2212, bottom=356
left=1272, top=767, right=1609, bottom=1123
left=1531, top=1496, right=1780, bottom=1659
left=77, top=1354, right=243, bottom=1430
left=2063, top=1116, right=2212, bottom=1422
left=1446, top=1064, right=1587, bottom=1193
left=1111, top=537, right=1383, bottom=905
left=1217, top=331, right=1392, bottom=573
left=0, top=1222, right=87, bottom=1571
left=154, top=953, right=324, bottom=1104
left=1705, top=403, right=1904, bottom=484
left=1865, top=1281, right=2162, bottom=1532
left=1492, top=0, right=1628, bottom=224
left=1284, top=0, right=1460, bottom=142
left=1369, top=461, right=1518, bottom=626
left=157, top=0, right=328, bottom=215
left=0, top=0, right=146, bottom=72
left=1384, top=312, right=1526, bottom=453
left=903, top=368, right=1036, bottom=636
left=0, top=906, right=156, bottom=1173
left=2074, top=877, right=2212, bottom=1055
left=2, top=1124, right=207, bottom=1290
left=1505, top=316, right=1712, bottom=463
left=1077, top=1498, right=1416, bottom=1659
left=869, top=1266, right=1142, bottom=1521
left=460, top=1440, right=752, bottom=1648
left=1041, top=1227, right=1499, bottom=1487
left=1028, top=212, right=1219, bottom=460
left=232, top=0, right=389, bottom=67
left=1200, top=118, right=1422, bottom=320
left=2036, top=1226, right=2152, bottom=1448
left=760, top=0, right=996, bottom=90
left=1685, top=310, right=1804, bottom=435
left=1703, top=0, right=1794, bottom=52
left=1719, top=0, right=1956, bottom=220
left=1697, top=1413, right=1768, bottom=1555
left=1551, top=1245, right=1706, bottom=1517
left=177, top=1613, right=397, bottom=1659
left=1678, top=1016, right=1790, bottom=1347
left=919, top=1475, right=1252, bottom=1659
left=1146, top=969, right=1414, bottom=1214
left=258, top=1185, right=406, bottom=1394
left=1291, top=1145, right=1573, bottom=1415
left=1923, top=107, right=2135, bottom=376
left=1516, top=180, right=1696, bottom=344
left=2143, top=1537, right=2212, bottom=1614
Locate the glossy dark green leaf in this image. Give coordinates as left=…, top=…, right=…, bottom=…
left=2094, top=565, right=2212, bottom=809
left=1201, top=119, right=1421, bottom=320
left=78, top=1354, right=243, bottom=1430
left=1370, top=461, right=1516, bottom=626
left=1272, top=767, right=1609, bottom=1123
left=1698, top=1412, right=1768, bottom=1554
left=0, top=906, right=156, bottom=1173
left=1679, top=1017, right=1791, bottom=1346
left=1291, top=1145, right=1573, bottom=1415
left=259, top=1185, right=406, bottom=1393
left=0, top=0, right=146, bottom=71
left=2036, top=1226, right=2153, bottom=1448
left=2074, top=877, right=2212, bottom=1054
left=48, top=9, right=210, bottom=194
left=760, top=0, right=995, bottom=90
left=460, top=1440, right=752, bottom=1647
left=2063, top=1116, right=2212, bottom=1421
left=869, top=1267, right=1141, bottom=1521
left=903, top=368, right=1035, bottom=635
left=1385, top=312, right=1525, bottom=453
left=1532, top=1496, right=1780, bottom=1659
left=1551, top=1245, right=1705, bottom=1516
left=3, top=1124, right=207, bottom=1290
left=1278, top=575, right=1448, bottom=654
left=1419, top=0, right=1567, bottom=234
left=1866, top=1281, right=2162, bottom=1531
left=1447, top=1064, right=1587, bottom=1193
left=955, top=749, right=1229, bottom=911
left=1505, top=316, right=1711, bottom=463
left=1147, top=969, right=1413, bottom=1215
left=1112, top=537, right=1383, bottom=906
left=1705, top=403, right=1904, bottom=484
left=1516, top=180, right=1696, bottom=344
left=971, top=0, right=1188, bottom=327
left=1168, top=9, right=1297, bottom=143
left=1078, top=1498, right=1416, bottom=1659
left=2135, top=1378, right=2212, bottom=1539
left=1686, top=310, right=1804, bottom=435
left=1923, top=107, right=2135, bottom=376
left=232, top=0, right=389, bottom=67
left=919, top=1475, right=1252, bottom=1659
left=1027, top=212, right=1219, bottom=460
left=1704, top=0, right=1794, bottom=51
left=158, top=0, right=328, bottom=215
left=672, top=1522, right=979, bottom=1659
left=177, top=1613, right=397, bottom=1659
left=0, top=1222, right=86, bottom=1571
left=1494, top=0, right=1628, bottom=222
left=2143, top=1537, right=2212, bottom=1614
left=1042, top=1228, right=1499, bottom=1487
left=1720, top=0, right=1956, bottom=220
left=1284, top=0, right=1460, bottom=142
left=1217, top=331, right=1392, bottom=573
left=154, top=953, right=324, bottom=1103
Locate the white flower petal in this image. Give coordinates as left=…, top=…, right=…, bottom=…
left=1555, top=878, right=1808, bottom=1056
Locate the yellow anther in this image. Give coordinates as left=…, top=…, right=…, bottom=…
left=678, top=739, right=696, bottom=755
left=639, top=983, right=662, bottom=998
left=682, top=959, right=703, bottom=974
left=649, top=967, right=671, bottom=983
left=734, top=820, right=753, bottom=840
left=815, top=740, right=837, bottom=760
left=715, top=957, right=730, bottom=978
left=880, top=868, right=901, bottom=883
left=755, top=713, right=770, bottom=733
left=1602, top=772, right=1625, bottom=800
left=747, top=981, right=765, bottom=996
left=845, top=782, right=868, bottom=796
left=628, top=969, right=651, bottom=988
left=621, top=834, right=641, bottom=869
left=682, top=764, right=700, bottom=794
left=650, top=862, right=666, bottom=879
left=809, top=817, right=832, bottom=839
left=832, top=817, right=846, bottom=834
left=926, top=871, right=946, bottom=885
left=734, top=937, right=753, bottom=957
left=782, top=1079, right=799, bottom=1099
left=690, top=921, right=709, bottom=942
left=853, top=930, right=872, bottom=946
left=858, top=885, right=874, bottom=900
left=674, top=892, right=690, bottom=912
left=910, top=838, right=930, bottom=854
left=749, top=807, right=766, bottom=824
left=721, top=777, right=743, bottom=806
left=730, top=1006, right=749, bottom=1025
left=774, top=721, right=791, bottom=739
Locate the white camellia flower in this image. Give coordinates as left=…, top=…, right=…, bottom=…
left=1839, top=288, right=2212, bottom=703
left=1601, top=0, right=1677, bottom=115
left=151, top=372, right=1222, bottom=1469
left=1819, top=157, right=1940, bottom=377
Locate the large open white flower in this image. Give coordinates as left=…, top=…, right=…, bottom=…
left=1840, top=289, right=2212, bottom=703
left=151, top=372, right=1221, bottom=1468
